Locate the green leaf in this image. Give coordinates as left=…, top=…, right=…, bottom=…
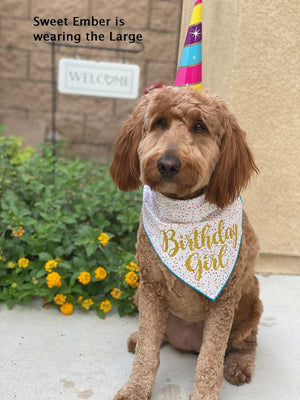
left=86, top=242, right=97, bottom=257
left=5, top=298, right=15, bottom=309
left=62, top=216, right=77, bottom=224
left=35, top=269, right=46, bottom=278
left=59, top=261, right=72, bottom=270
left=22, top=217, right=37, bottom=226
left=96, top=309, right=105, bottom=319
left=38, top=252, right=53, bottom=262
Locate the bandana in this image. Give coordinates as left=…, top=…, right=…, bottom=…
left=142, top=185, right=243, bottom=301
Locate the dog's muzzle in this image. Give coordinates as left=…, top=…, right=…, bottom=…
left=157, top=156, right=181, bottom=178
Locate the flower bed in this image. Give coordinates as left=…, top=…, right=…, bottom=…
left=0, top=134, right=142, bottom=318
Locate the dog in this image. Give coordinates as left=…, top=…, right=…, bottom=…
left=110, top=86, right=263, bottom=400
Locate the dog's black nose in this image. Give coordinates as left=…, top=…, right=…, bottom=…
left=157, top=156, right=181, bottom=178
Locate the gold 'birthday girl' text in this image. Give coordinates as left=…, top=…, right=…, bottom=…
left=160, top=220, right=238, bottom=281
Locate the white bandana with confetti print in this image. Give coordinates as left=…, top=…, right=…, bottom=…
left=142, top=185, right=243, bottom=301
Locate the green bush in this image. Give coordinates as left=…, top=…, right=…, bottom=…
left=0, top=135, right=142, bottom=318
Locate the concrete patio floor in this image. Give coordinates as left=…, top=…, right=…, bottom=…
left=1, top=274, right=300, bottom=400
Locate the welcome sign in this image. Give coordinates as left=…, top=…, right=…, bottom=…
left=58, top=59, right=140, bottom=99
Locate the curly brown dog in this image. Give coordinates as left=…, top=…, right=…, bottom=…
left=110, top=86, right=263, bottom=400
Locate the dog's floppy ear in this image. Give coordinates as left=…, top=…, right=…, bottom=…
left=205, top=114, right=259, bottom=208
left=110, top=98, right=148, bottom=191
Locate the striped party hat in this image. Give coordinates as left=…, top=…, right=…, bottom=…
left=174, top=0, right=202, bottom=92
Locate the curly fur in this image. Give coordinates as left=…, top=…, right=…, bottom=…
left=110, top=87, right=263, bottom=400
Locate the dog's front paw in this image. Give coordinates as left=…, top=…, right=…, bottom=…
left=127, top=331, right=138, bottom=354
left=224, top=352, right=254, bottom=385
left=114, top=384, right=151, bottom=400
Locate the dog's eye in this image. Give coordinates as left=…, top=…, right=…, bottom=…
left=155, top=118, right=168, bottom=129
left=192, top=122, right=206, bottom=134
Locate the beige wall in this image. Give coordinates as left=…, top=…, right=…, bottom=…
left=180, top=0, right=300, bottom=264
left=0, top=0, right=181, bottom=160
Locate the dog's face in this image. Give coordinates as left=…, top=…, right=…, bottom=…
left=137, top=87, right=223, bottom=199
left=111, top=87, right=258, bottom=208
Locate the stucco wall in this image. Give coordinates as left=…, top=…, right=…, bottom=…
left=180, top=0, right=300, bottom=261
left=0, top=0, right=181, bottom=160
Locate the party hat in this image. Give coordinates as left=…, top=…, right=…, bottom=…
left=174, top=0, right=202, bottom=92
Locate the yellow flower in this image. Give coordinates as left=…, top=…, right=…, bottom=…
left=111, top=288, right=122, bottom=299
left=47, top=272, right=62, bottom=288
left=32, top=277, right=38, bottom=285
left=18, top=258, right=29, bottom=268
left=78, top=296, right=83, bottom=303
left=125, top=271, right=139, bottom=288
left=100, top=299, right=112, bottom=313
left=98, top=232, right=110, bottom=246
left=54, top=294, right=66, bottom=305
left=45, top=259, right=58, bottom=272
left=82, top=299, right=94, bottom=310
left=95, top=266, right=107, bottom=281
left=60, top=302, right=73, bottom=315
left=8, top=262, right=15, bottom=269
left=12, top=226, right=25, bottom=237
left=126, top=261, right=139, bottom=272
left=78, top=271, right=91, bottom=285
left=11, top=283, right=17, bottom=289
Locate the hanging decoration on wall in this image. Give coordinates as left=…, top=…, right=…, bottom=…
left=174, top=0, right=202, bottom=92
